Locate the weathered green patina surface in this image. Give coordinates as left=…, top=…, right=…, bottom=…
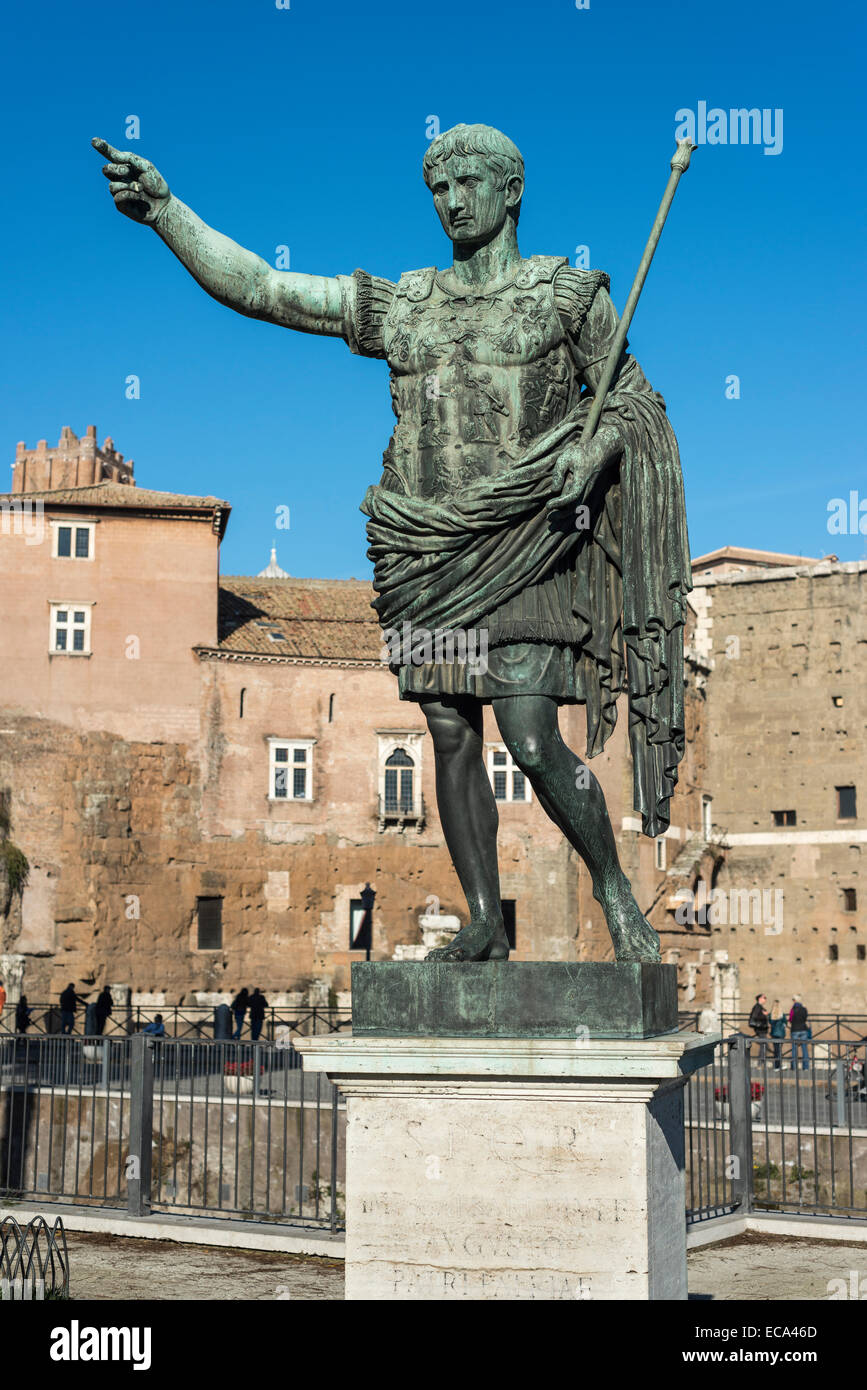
left=351, top=961, right=678, bottom=1039
left=92, top=123, right=691, bottom=973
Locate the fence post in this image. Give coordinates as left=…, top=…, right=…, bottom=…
left=100, top=1038, right=111, bottom=1091
left=727, top=1034, right=754, bottom=1214
left=127, top=1033, right=154, bottom=1217
left=330, top=1086, right=339, bottom=1235
left=835, top=1058, right=846, bottom=1129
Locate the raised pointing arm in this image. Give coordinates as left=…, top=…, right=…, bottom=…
left=92, top=138, right=345, bottom=338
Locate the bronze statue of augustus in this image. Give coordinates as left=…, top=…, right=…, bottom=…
left=93, top=124, right=691, bottom=967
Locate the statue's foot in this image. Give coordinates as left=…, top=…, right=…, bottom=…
left=598, top=878, right=661, bottom=964
left=425, top=921, right=510, bottom=963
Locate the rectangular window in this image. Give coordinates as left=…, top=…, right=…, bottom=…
left=836, top=786, right=857, bottom=820
left=50, top=602, right=92, bottom=655
left=377, top=736, right=423, bottom=822
left=843, top=888, right=857, bottom=912
left=857, top=945, right=866, bottom=963
left=772, top=810, right=797, bottom=827
left=828, top=942, right=839, bottom=962
left=655, top=838, right=667, bottom=871
left=196, top=896, right=223, bottom=950
left=268, top=739, right=314, bottom=801
left=384, top=750, right=414, bottom=813
left=488, top=747, right=531, bottom=803
left=52, top=521, right=94, bottom=560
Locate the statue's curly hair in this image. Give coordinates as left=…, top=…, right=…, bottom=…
left=423, top=124, right=524, bottom=223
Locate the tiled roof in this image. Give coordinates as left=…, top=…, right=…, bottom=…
left=691, top=545, right=830, bottom=569
left=0, top=482, right=230, bottom=535
left=1, top=481, right=229, bottom=509
left=216, top=575, right=382, bottom=661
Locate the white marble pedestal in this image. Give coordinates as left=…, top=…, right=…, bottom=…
left=295, top=1031, right=718, bottom=1301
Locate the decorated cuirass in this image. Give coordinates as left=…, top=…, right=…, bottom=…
left=379, top=256, right=580, bottom=501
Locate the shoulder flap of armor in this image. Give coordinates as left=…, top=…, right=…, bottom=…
left=552, top=265, right=612, bottom=330
left=395, top=267, right=437, bottom=302
left=514, top=255, right=569, bottom=289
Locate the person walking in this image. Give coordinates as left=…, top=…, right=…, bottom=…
left=231, top=988, right=249, bottom=1041
left=248, top=988, right=268, bottom=1042
left=15, top=995, right=32, bottom=1033
left=789, top=995, right=810, bottom=1070
left=769, top=999, right=787, bottom=1070
left=59, top=982, right=85, bottom=1035
left=93, top=986, right=113, bottom=1036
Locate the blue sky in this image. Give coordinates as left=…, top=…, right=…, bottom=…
left=2, top=0, right=865, bottom=578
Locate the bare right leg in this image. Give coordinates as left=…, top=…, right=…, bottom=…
left=420, top=696, right=509, bottom=962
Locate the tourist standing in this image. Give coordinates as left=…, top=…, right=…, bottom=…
left=93, top=986, right=113, bottom=1035
left=769, top=1000, right=787, bottom=1070
left=59, top=982, right=84, bottom=1035
left=789, top=996, right=810, bottom=1070
left=249, top=988, right=268, bottom=1042
left=231, top=988, right=249, bottom=1040
left=748, top=994, right=770, bottom=1038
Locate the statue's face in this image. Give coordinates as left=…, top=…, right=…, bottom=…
left=428, top=154, right=522, bottom=245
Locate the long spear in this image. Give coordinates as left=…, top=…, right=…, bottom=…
left=579, top=138, right=696, bottom=443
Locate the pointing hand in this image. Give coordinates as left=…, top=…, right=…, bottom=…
left=92, top=137, right=170, bottom=225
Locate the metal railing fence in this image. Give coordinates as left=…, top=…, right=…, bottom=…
left=2, top=1030, right=865, bottom=1235
left=0, top=1003, right=352, bottom=1042
left=686, top=1034, right=867, bottom=1225
left=0, top=1034, right=343, bottom=1230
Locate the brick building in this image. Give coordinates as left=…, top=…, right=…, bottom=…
left=0, top=429, right=863, bottom=1021
left=686, top=548, right=866, bottom=1018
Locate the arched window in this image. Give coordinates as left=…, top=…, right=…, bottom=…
left=384, top=749, right=414, bottom=814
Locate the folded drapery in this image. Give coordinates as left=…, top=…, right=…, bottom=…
left=361, top=364, right=691, bottom=837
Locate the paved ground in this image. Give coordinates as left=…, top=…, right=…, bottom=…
left=687, top=1231, right=866, bottom=1301
left=66, top=1232, right=344, bottom=1301
left=59, top=1230, right=865, bottom=1300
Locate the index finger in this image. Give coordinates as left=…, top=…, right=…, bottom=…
left=91, top=137, right=147, bottom=171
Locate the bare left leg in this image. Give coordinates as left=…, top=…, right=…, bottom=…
left=492, top=694, right=660, bottom=963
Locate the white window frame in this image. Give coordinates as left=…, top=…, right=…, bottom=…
left=51, top=520, right=95, bottom=561
left=376, top=731, right=424, bottom=819
left=487, top=744, right=532, bottom=803
left=268, top=738, right=315, bottom=802
left=49, top=601, right=93, bottom=656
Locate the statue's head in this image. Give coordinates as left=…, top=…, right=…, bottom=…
left=423, top=124, right=524, bottom=246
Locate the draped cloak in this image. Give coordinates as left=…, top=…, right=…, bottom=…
left=337, top=257, right=692, bottom=838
